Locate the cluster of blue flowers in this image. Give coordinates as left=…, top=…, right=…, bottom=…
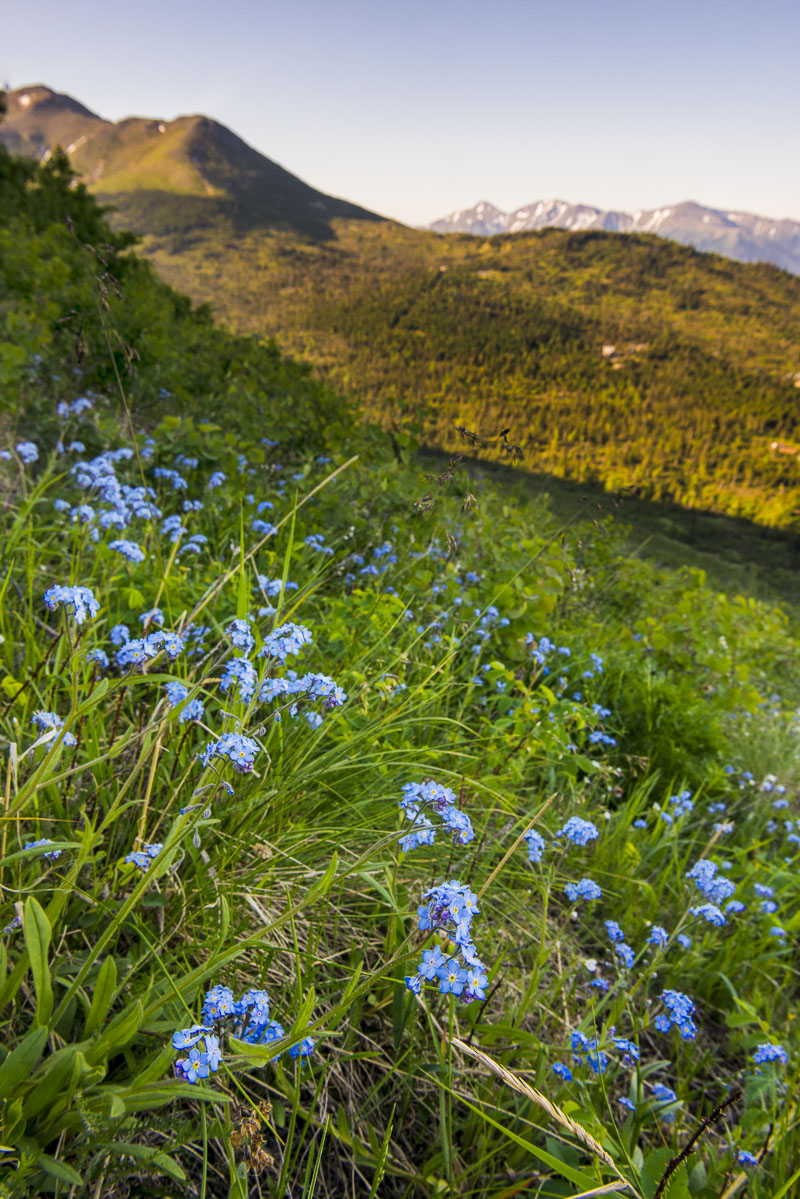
left=752, top=1042, right=788, bottom=1065
left=163, top=682, right=205, bottom=723
left=398, top=781, right=474, bottom=852
left=57, top=396, right=94, bottom=419
left=564, top=877, right=602, bottom=903
left=605, top=919, right=636, bottom=971
left=109, top=538, right=146, bottom=563
left=686, top=858, right=737, bottom=906
left=172, top=984, right=314, bottom=1084
left=125, top=842, right=163, bottom=870
left=214, top=618, right=345, bottom=735
left=654, top=989, right=698, bottom=1040
left=556, top=816, right=599, bottom=846
left=405, top=880, right=488, bottom=1004
left=661, top=789, right=694, bottom=823
left=30, top=710, right=76, bottom=748
left=200, top=732, right=261, bottom=774
left=525, top=634, right=571, bottom=669
left=523, top=827, right=546, bottom=863
left=43, top=584, right=100, bottom=625
left=115, top=627, right=186, bottom=670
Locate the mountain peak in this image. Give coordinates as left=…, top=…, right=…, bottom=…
left=0, top=85, right=385, bottom=242
left=428, top=197, right=800, bottom=275
left=7, top=84, right=99, bottom=117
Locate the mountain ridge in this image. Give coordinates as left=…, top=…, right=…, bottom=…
left=428, top=197, right=800, bottom=276
left=429, top=196, right=800, bottom=275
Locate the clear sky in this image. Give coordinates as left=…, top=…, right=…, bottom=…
left=3, top=0, right=799, bottom=224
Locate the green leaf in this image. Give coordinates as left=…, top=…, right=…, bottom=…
left=84, top=956, right=118, bottom=1037
left=23, top=897, right=53, bottom=1026
left=367, top=1106, right=394, bottom=1199
left=641, top=1148, right=689, bottom=1199
left=229, top=1034, right=281, bottom=1064
left=35, top=1154, right=83, bottom=1186
left=97, top=1142, right=187, bottom=1182
left=85, top=999, right=144, bottom=1065
left=307, top=852, right=338, bottom=904
left=288, top=986, right=315, bottom=1043
left=23, top=1047, right=78, bottom=1119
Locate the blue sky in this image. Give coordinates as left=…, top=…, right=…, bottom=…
left=4, top=0, right=799, bottom=224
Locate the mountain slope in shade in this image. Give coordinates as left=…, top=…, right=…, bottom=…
left=1, top=85, right=384, bottom=241
left=429, top=198, right=800, bottom=276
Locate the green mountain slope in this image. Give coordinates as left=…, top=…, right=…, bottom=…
left=4, top=85, right=800, bottom=526
left=1, top=85, right=384, bottom=241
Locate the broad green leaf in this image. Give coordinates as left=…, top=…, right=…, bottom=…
left=84, top=956, right=118, bottom=1038
left=640, top=1148, right=689, bottom=1199
left=0, top=1026, right=49, bottom=1098
left=23, top=896, right=53, bottom=1026
left=23, top=1047, right=78, bottom=1119
left=35, top=1154, right=83, bottom=1186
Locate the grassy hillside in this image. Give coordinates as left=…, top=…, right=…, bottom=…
left=0, top=138, right=799, bottom=1199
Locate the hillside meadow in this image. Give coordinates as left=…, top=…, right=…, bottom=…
left=0, top=144, right=799, bottom=1199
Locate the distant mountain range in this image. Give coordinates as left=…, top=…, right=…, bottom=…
left=428, top=199, right=800, bottom=276
left=0, top=85, right=383, bottom=241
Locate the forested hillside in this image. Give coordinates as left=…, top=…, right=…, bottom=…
left=140, top=221, right=800, bottom=527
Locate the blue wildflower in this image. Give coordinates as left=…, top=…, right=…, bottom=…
left=164, top=681, right=189, bottom=707
left=31, top=711, right=76, bottom=748
left=201, top=732, right=260, bottom=773
left=689, top=903, right=727, bottom=926
left=258, top=622, right=312, bottom=663
left=15, top=441, right=39, bottom=464
left=227, top=618, right=254, bottom=652
left=524, top=828, right=546, bottom=863
left=753, top=1043, right=788, bottom=1065
left=613, top=1038, right=640, bottom=1064
left=125, top=842, right=163, bottom=870
left=556, top=816, right=599, bottom=846
left=109, top=539, right=146, bottom=563
left=655, top=989, right=698, bottom=1040
left=43, top=584, right=99, bottom=624
left=564, top=877, right=602, bottom=902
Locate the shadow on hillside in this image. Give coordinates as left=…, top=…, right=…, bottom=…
left=424, top=447, right=800, bottom=611
left=100, top=187, right=385, bottom=245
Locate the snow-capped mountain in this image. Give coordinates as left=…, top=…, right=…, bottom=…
left=428, top=199, right=800, bottom=276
